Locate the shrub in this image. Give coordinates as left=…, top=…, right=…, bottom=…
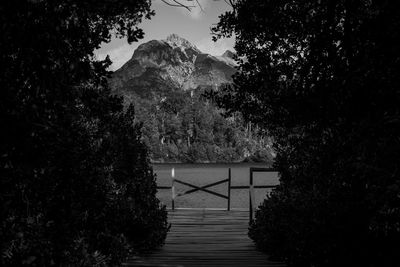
left=213, top=0, right=400, bottom=266
left=0, top=1, right=168, bottom=266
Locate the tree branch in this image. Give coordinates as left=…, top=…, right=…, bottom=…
left=195, top=0, right=204, bottom=12
left=161, top=0, right=195, bottom=11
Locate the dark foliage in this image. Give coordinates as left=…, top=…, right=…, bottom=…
left=0, top=0, right=168, bottom=266
left=213, top=0, right=400, bottom=266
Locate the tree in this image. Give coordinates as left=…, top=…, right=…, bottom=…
left=213, top=0, right=400, bottom=266
left=0, top=1, right=168, bottom=266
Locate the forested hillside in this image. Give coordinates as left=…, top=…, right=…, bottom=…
left=134, top=88, right=274, bottom=162
left=110, top=34, right=274, bottom=163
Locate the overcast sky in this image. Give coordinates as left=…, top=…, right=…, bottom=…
left=95, top=0, right=234, bottom=71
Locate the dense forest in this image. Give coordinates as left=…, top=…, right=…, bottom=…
left=131, top=87, right=274, bottom=163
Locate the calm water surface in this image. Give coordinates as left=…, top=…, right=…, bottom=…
left=152, top=163, right=279, bottom=210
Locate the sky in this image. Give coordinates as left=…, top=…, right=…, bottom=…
left=95, top=0, right=235, bottom=71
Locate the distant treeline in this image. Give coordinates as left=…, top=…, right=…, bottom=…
left=130, top=88, right=274, bottom=163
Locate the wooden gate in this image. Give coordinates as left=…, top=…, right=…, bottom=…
left=157, top=167, right=278, bottom=221
left=170, top=168, right=232, bottom=210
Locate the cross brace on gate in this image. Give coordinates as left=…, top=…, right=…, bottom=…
left=175, top=179, right=229, bottom=199
left=171, top=168, right=232, bottom=210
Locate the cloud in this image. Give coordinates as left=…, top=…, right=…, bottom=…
left=196, top=36, right=235, bottom=56
left=95, top=43, right=134, bottom=71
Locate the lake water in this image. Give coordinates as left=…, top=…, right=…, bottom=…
left=153, top=163, right=279, bottom=210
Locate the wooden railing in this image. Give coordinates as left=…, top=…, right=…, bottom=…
left=248, top=167, right=277, bottom=222
left=156, top=167, right=278, bottom=221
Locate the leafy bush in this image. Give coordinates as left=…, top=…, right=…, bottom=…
left=213, top=0, right=400, bottom=266
left=0, top=1, right=168, bottom=266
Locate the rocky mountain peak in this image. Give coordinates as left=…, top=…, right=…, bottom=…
left=165, top=34, right=200, bottom=53
left=110, top=34, right=236, bottom=97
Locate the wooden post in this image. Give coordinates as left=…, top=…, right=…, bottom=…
left=249, top=168, right=255, bottom=222
left=171, top=167, right=175, bottom=210
left=227, top=168, right=231, bottom=211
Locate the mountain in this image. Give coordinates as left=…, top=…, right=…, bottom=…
left=108, top=34, right=274, bottom=163
left=109, top=34, right=237, bottom=100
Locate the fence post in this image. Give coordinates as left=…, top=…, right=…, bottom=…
left=249, top=168, right=255, bottom=222
left=227, top=168, right=231, bottom=211
left=171, top=167, right=175, bottom=210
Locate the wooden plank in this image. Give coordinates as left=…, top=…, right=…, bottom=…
left=124, top=210, right=284, bottom=267
left=157, top=186, right=172, bottom=189
left=249, top=170, right=255, bottom=222
left=227, top=168, right=231, bottom=211
left=171, top=168, right=175, bottom=210
left=249, top=167, right=276, bottom=172
left=231, top=185, right=277, bottom=189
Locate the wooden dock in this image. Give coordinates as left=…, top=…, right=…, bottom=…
left=124, top=209, right=285, bottom=267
